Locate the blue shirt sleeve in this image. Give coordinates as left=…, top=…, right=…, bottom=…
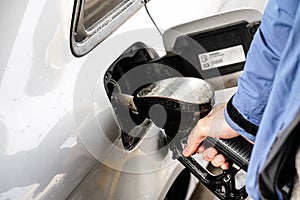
left=225, top=0, right=297, bottom=140
left=224, top=108, right=256, bottom=142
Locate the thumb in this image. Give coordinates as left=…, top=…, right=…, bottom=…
left=182, top=127, right=206, bottom=157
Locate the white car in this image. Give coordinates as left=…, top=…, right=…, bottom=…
left=0, top=0, right=267, bottom=199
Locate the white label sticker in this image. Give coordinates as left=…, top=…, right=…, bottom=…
left=198, top=45, right=245, bottom=70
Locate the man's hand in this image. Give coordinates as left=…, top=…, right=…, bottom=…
left=182, top=103, right=239, bottom=170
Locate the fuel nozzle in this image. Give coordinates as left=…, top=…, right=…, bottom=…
left=111, top=77, right=215, bottom=142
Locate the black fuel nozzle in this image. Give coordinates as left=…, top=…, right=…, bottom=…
left=110, top=77, right=214, bottom=149
left=111, top=77, right=214, bottom=138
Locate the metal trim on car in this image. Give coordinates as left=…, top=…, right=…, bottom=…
left=70, top=0, right=145, bottom=56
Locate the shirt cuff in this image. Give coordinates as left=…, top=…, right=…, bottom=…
left=224, top=104, right=256, bottom=142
